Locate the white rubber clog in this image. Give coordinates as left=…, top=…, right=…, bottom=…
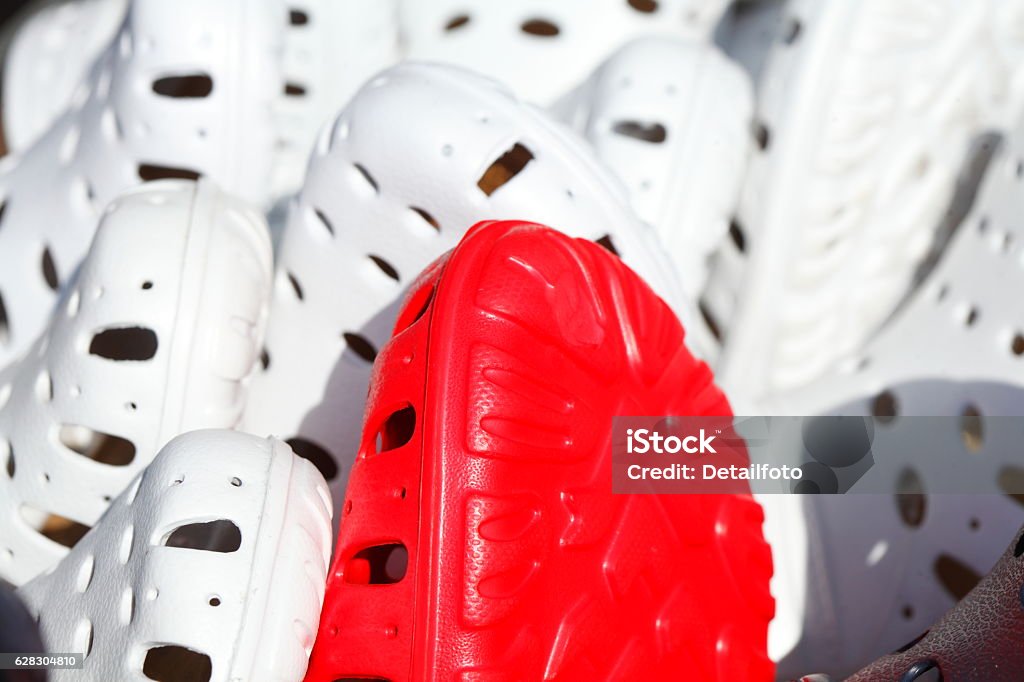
left=764, top=122, right=1024, bottom=677
left=18, top=429, right=332, bottom=682
left=242, top=62, right=687, bottom=516
left=557, top=36, right=753, bottom=298
left=399, top=0, right=732, bottom=106
left=703, top=0, right=1024, bottom=404
left=2, top=0, right=128, bottom=152
left=0, top=0, right=280, bottom=371
left=0, top=180, right=272, bottom=587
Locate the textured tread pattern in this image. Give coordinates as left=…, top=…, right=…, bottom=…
left=305, top=221, right=773, bottom=681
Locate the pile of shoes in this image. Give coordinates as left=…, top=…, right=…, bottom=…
left=0, top=0, right=1021, bottom=680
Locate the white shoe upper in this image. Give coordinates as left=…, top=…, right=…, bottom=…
left=703, top=0, right=1024, bottom=404
left=399, top=0, right=731, bottom=105
left=0, top=0, right=281, bottom=371
left=0, top=180, right=272, bottom=587
left=763, top=119, right=1024, bottom=677
left=557, top=36, right=753, bottom=300
left=18, top=429, right=332, bottom=682
left=242, top=61, right=688, bottom=515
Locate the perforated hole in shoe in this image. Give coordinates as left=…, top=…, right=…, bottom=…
left=933, top=554, right=981, bottom=601
left=895, top=468, right=926, bottom=528
left=137, top=164, right=201, bottom=182
left=520, top=18, right=560, bottom=36
left=872, top=390, right=899, bottom=423
left=410, top=206, right=440, bottom=232
left=445, top=13, right=470, bottom=30
left=161, top=520, right=241, bottom=553
left=23, top=507, right=91, bottom=548
left=289, top=9, right=308, bottom=26
left=611, top=120, right=667, bottom=143
left=371, top=405, right=416, bottom=455
left=342, top=332, right=377, bottom=363
left=41, top=247, right=59, bottom=291
left=627, top=0, right=658, bottom=13
left=478, top=143, right=534, bottom=196
left=59, top=425, right=136, bottom=466
left=151, top=74, right=213, bottom=98
left=368, top=255, right=400, bottom=282
left=960, top=405, right=983, bottom=452
left=595, top=234, right=619, bottom=256
left=343, top=543, right=408, bottom=584
left=0, top=291, right=9, bottom=346
left=142, top=645, right=212, bottom=682
left=89, top=326, right=158, bottom=361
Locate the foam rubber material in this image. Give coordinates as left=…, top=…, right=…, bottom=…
left=18, top=429, right=333, bottom=682
left=242, top=62, right=687, bottom=520
left=303, top=221, right=774, bottom=681
left=0, top=180, right=272, bottom=587
left=2, top=0, right=128, bottom=152
left=703, top=0, right=1024, bottom=403
left=762, top=128, right=1024, bottom=676
left=557, top=36, right=753, bottom=299
left=0, top=0, right=280, bottom=371
left=843, top=525, right=1024, bottom=682
left=399, top=0, right=732, bottom=105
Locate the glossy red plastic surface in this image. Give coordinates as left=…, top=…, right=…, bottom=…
left=305, top=221, right=774, bottom=681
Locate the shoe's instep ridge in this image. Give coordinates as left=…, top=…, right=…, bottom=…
left=18, top=429, right=333, bottom=682
left=0, top=180, right=272, bottom=587
left=304, top=220, right=774, bottom=681
left=0, top=0, right=280, bottom=369
left=243, top=62, right=686, bottom=516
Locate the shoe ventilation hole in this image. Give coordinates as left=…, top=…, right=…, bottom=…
left=895, top=468, right=926, bottom=528
left=612, top=120, right=667, bottom=143
left=353, top=163, right=379, bottom=193
left=960, top=405, right=983, bottom=452
left=208, top=596, right=221, bottom=607
left=627, top=0, right=658, bottom=13
left=934, top=554, right=981, bottom=601
left=752, top=120, right=771, bottom=151
left=595, top=234, right=620, bottom=256
left=287, top=272, right=304, bottom=300
left=783, top=17, right=802, bottom=44
left=0, top=289, right=8, bottom=346
left=445, top=13, right=470, bottom=30
left=373, top=405, right=416, bottom=455
left=4, top=442, right=14, bottom=478
left=521, top=18, right=559, bottom=36
left=729, top=219, right=747, bottom=253
left=286, top=437, right=339, bottom=481
left=901, top=604, right=914, bottom=620
left=872, top=390, right=899, bottom=423
left=899, top=659, right=942, bottom=682
left=1014, top=532, right=1024, bottom=558
left=151, top=73, right=213, bottom=98
left=285, top=82, right=307, bottom=96
left=137, top=164, right=201, bottom=182
left=894, top=630, right=929, bottom=654
left=161, top=520, right=241, bottom=553
left=89, top=327, right=158, bottom=361
left=997, top=465, right=1024, bottom=507
left=76, top=555, right=95, bottom=592
left=74, top=619, right=93, bottom=658
left=59, top=425, right=136, bottom=465
left=1011, top=333, right=1024, bottom=356
left=394, top=284, right=435, bottom=334
left=410, top=206, right=440, bottom=232
left=41, top=247, right=59, bottom=291
left=478, top=143, right=534, bottom=196
left=313, top=207, right=334, bottom=236
left=343, top=332, right=378, bottom=363
left=289, top=8, right=309, bottom=25
left=143, top=646, right=212, bottom=682
left=964, top=306, right=979, bottom=327
left=698, top=300, right=723, bottom=342
left=260, top=347, right=270, bottom=370
left=35, top=370, right=52, bottom=403
left=24, top=507, right=91, bottom=548
left=368, top=255, right=400, bottom=282
left=141, top=281, right=153, bottom=290
left=344, top=543, right=408, bottom=584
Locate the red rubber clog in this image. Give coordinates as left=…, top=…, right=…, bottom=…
left=305, top=220, right=775, bottom=681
